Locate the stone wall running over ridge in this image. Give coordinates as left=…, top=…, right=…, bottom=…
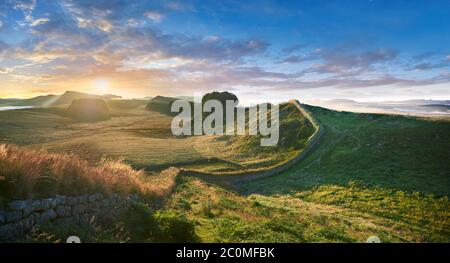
left=0, top=194, right=139, bottom=239
left=180, top=100, right=325, bottom=183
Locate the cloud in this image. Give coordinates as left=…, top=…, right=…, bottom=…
left=11, top=0, right=36, bottom=23
left=30, top=17, right=50, bottom=27
left=167, top=38, right=268, bottom=61
left=166, top=1, right=188, bottom=11
left=108, top=26, right=268, bottom=62
left=12, top=0, right=36, bottom=11
left=255, top=74, right=448, bottom=92
left=145, top=11, right=165, bottom=23
left=14, top=1, right=267, bottom=65
left=279, top=54, right=316, bottom=64
left=1, top=0, right=448, bottom=99
left=316, top=48, right=398, bottom=74
left=406, top=53, right=450, bottom=71
left=282, top=43, right=308, bottom=54
left=412, top=51, right=436, bottom=61
left=409, top=62, right=449, bottom=71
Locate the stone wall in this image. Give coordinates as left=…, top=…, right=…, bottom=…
left=0, top=194, right=139, bottom=239
left=180, top=99, right=325, bottom=183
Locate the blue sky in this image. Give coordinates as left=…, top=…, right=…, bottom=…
left=0, top=0, right=449, bottom=103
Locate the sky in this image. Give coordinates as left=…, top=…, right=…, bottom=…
left=0, top=0, right=449, bottom=104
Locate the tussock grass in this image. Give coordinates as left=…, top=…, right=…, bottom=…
left=240, top=105, right=450, bottom=196
left=0, top=144, right=179, bottom=202
left=166, top=177, right=450, bottom=242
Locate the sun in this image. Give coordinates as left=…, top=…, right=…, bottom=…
left=91, top=79, right=111, bottom=93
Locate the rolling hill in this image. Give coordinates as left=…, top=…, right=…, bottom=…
left=0, top=91, right=122, bottom=107
left=164, top=106, right=450, bottom=243
left=0, top=95, right=448, bottom=243
left=238, top=105, right=450, bottom=196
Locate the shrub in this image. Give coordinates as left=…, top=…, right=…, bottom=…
left=154, top=210, right=198, bottom=242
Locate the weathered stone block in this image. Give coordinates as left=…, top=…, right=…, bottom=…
left=31, top=200, right=43, bottom=212
left=0, top=194, right=135, bottom=239
left=0, top=210, right=6, bottom=224
left=40, top=209, right=57, bottom=222
left=41, top=199, right=52, bottom=210
left=72, top=204, right=85, bottom=215
left=30, top=213, right=41, bottom=225
left=22, top=201, right=34, bottom=217
left=6, top=211, right=22, bottom=223
left=78, top=195, right=88, bottom=203
left=50, top=196, right=64, bottom=208
left=55, top=205, right=71, bottom=218
left=57, top=195, right=67, bottom=205
left=88, top=195, right=96, bottom=203
left=8, top=200, right=27, bottom=211
left=67, top=196, right=78, bottom=205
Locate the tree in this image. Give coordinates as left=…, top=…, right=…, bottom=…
left=201, top=91, right=238, bottom=107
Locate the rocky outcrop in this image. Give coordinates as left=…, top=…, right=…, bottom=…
left=0, top=194, right=139, bottom=239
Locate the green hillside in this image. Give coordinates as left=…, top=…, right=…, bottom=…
left=0, top=99, right=312, bottom=174
left=25, top=176, right=449, bottom=243
left=163, top=177, right=449, bottom=243
left=2, top=100, right=449, bottom=243
left=160, top=107, right=449, bottom=243
left=238, top=105, right=450, bottom=196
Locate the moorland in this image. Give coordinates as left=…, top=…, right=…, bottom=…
left=0, top=91, right=449, bottom=242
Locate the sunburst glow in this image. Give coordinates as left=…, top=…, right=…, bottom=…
left=91, top=79, right=111, bottom=93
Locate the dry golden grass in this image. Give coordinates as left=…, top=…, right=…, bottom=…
left=0, top=144, right=179, bottom=201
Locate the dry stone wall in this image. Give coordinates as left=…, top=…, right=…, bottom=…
left=180, top=100, right=325, bottom=183
left=0, top=194, right=139, bottom=239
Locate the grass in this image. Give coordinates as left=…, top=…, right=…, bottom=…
left=296, top=183, right=449, bottom=235
left=238, top=105, right=450, bottom=196
left=161, top=106, right=449, bottom=243
left=165, top=177, right=449, bottom=242
left=0, top=107, right=207, bottom=169
left=182, top=102, right=315, bottom=173
left=0, top=101, right=312, bottom=173
left=14, top=173, right=449, bottom=243
left=0, top=144, right=179, bottom=203
left=1, top=100, right=449, bottom=243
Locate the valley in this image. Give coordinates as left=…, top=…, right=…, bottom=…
left=0, top=92, right=449, bottom=243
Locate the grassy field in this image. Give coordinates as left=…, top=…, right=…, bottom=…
left=19, top=175, right=449, bottom=243
left=165, top=105, right=449, bottom=243
left=238, top=105, right=450, bottom=196
left=0, top=101, right=310, bottom=173
left=0, top=106, right=204, bottom=170
left=184, top=102, right=315, bottom=173
left=1, top=99, right=449, bottom=243
left=163, top=177, right=449, bottom=243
